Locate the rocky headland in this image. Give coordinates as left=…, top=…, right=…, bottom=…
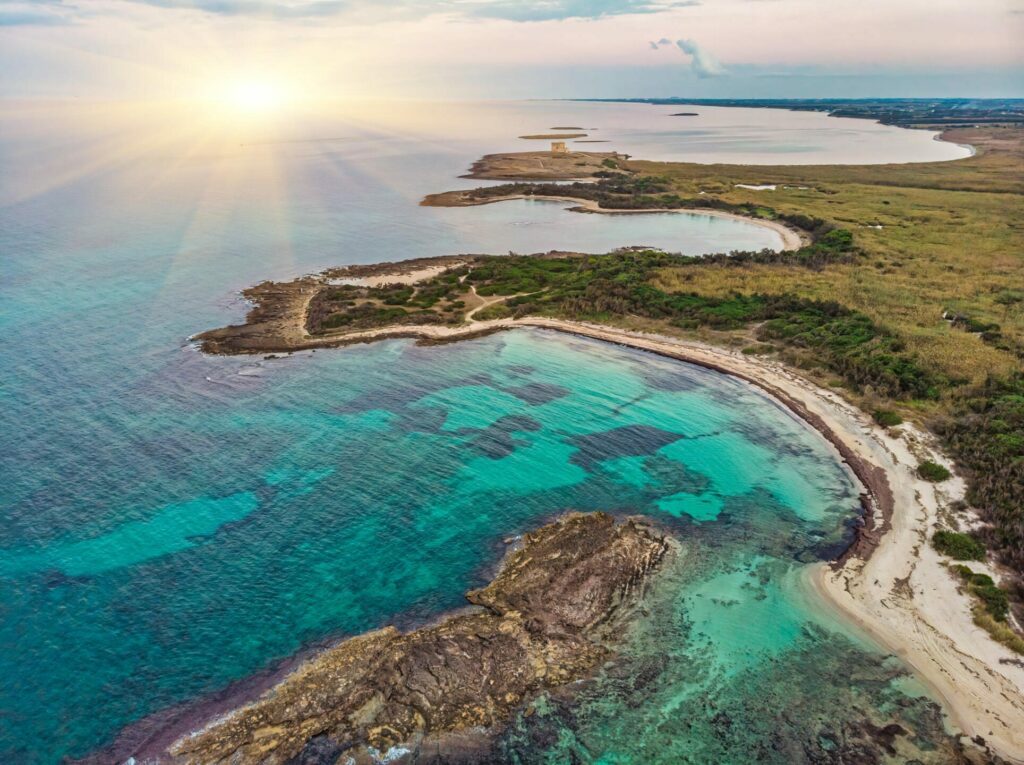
left=145, top=513, right=673, bottom=764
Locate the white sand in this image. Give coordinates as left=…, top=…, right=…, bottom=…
left=336, top=263, right=458, bottom=288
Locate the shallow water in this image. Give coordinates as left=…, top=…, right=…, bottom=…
left=0, top=100, right=966, bottom=763
left=2, top=330, right=947, bottom=763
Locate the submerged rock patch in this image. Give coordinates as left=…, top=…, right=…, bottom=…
left=568, top=425, right=686, bottom=469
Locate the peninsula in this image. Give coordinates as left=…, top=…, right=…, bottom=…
left=193, top=123, right=1024, bottom=761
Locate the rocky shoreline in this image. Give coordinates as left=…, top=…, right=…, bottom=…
left=108, top=513, right=673, bottom=765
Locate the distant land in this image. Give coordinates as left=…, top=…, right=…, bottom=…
left=576, top=98, right=1024, bottom=127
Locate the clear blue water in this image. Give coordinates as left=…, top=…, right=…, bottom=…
left=0, top=100, right=960, bottom=763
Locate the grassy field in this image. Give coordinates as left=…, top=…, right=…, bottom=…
left=637, top=127, right=1024, bottom=392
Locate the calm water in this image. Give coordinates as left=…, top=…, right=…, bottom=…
left=0, top=100, right=965, bottom=763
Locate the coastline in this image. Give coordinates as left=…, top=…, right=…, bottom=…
left=521, top=320, right=1024, bottom=762
left=184, top=119, right=1024, bottom=760
left=95, top=513, right=676, bottom=764
left=421, top=191, right=807, bottom=251
left=202, top=310, right=1024, bottom=760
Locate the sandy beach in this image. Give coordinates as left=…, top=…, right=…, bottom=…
left=259, top=311, right=1024, bottom=761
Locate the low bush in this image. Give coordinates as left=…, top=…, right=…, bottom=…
left=974, top=610, right=1024, bottom=654
left=917, top=461, right=952, bottom=482
left=933, top=530, right=986, bottom=561
left=873, top=409, right=903, bottom=427
left=937, top=373, right=1024, bottom=571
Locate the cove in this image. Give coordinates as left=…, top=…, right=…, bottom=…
left=0, top=330, right=952, bottom=763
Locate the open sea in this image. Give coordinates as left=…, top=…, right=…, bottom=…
left=0, top=100, right=969, bottom=763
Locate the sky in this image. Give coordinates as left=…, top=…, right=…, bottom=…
left=1, top=0, right=1023, bottom=100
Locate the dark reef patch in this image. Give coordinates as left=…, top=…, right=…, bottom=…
left=393, top=404, right=449, bottom=434
left=568, top=425, right=687, bottom=469
left=459, top=415, right=544, bottom=459
left=642, top=454, right=713, bottom=497
left=502, top=382, right=572, bottom=406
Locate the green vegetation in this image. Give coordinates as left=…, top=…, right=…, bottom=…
left=873, top=410, right=903, bottom=427
left=474, top=303, right=513, bottom=321
left=938, top=373, right=1024, bottom=568
left=918, top=461, right=952, bottom=482
left=461, top=251, right=941, bottom=400
left=949, top=564, right=1022, bottom=652
left=933, top=530, right=986, bottom=561
left=974, top=610, right=1024, bottom=655
left=308, top=277, right=467, bottom=332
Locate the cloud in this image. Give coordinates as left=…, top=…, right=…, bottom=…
left=51, top=0, right=701, bottom=22
left=466, top=0, right=702, bottom=21
left=0, top=0, right=74, bottom=25
left=117, top=0, right=350, bottom=18
left=675, top=37, right=726, bottom=77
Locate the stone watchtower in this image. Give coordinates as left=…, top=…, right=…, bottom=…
left=551, top=141, right=568, bottom=154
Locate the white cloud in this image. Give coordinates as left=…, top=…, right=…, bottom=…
left=676, top=37, right=726, bottom=77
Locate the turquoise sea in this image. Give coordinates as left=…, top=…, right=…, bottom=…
left=0, top=101, right=964, bottom=763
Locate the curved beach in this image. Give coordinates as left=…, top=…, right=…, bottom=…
left=254, top=312, right=1024, bottom=761
left=186, top=122, right=1024, bottom=761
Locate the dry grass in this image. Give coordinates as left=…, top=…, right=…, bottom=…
left=640, top=127, right=1024, bottom=396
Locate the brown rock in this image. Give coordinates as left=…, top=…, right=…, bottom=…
left=160, top=512, right=673, bottom=764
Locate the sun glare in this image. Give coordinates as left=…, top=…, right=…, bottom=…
left=196, top=75, right=302, bottom=123
left=227, top=79, right=286, bottom=114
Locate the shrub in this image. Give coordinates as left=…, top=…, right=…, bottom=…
left=974, top=610, right=1024, bottom=654
left=950, top=565, right=1013, bottom=627
left=917, top=461, right=952, bottom=482
left=873, top=409, right=903, bottom=427
left=474, top=303, right=513, bottom=321
left=933, top=530, right=986, bottom=561
left=973, top=583, right=1010, bottom=622
left=936, top=373, right=1024, bottom=572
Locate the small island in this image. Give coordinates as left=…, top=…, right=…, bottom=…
left=518, top=132, right=587, bottom=139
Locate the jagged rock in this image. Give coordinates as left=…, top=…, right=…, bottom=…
left=161, top=512, right=673, bottom=765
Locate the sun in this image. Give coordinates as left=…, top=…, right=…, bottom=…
left=195, top=74, right=300, bottom=123
left=226, top=79, right=287, bottom=114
